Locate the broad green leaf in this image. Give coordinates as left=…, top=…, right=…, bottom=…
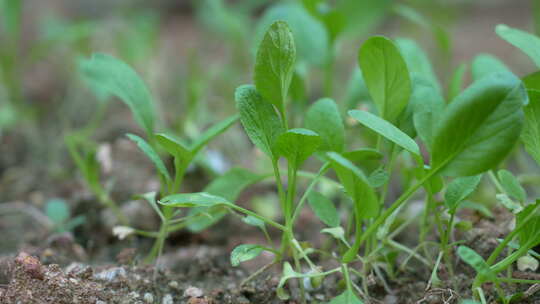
left=457, top=246, right=496, bottom=281
left=230, top=244, right=265, bottom=266
left=472, top=54, right=511, bottom=81
left=368, top=168, right=389, bottom=188
left=235, top=85, right=284, bottom=159
left=305, top=98, right=344, bottom=152
left=410, top=77, right=445, bottom=149
left=359, top=36, right=412, bottom=123
left=156, top=133, right=192, bottom=160
left=431, top=73, right=526, bottom=177
left=186, top=168, right=263, bottom=232
left=79, top=54, right=155, bottom=136
left=328, top=289, right=363, bottom=304
left=522, top=72, right=540, bottom=165
left=190, top=114, right=239, bottom=154
left=159, top=192, right=231, bottom=208
left=327, top=152, right=378, bottom=219
left=308, top=192, right=339, bottom=227
left=255, top=3, right=328, bottom=66
left=448, top=63, right=468, bottom=101
left=343, top=148, right=384, bottom=173
left=516, top=201, right=540, bottom=248
left=274, top=128, right=321, bottom=168
left=349, top=110, right=420, bottom=156
left=498, top=169, right=526, bottom=202
left=444, top=175, right=483, bottom=211
left=45, top=198, right=70, bottom=225
left=396, top=38, right=440, bottom=92
left=496, top=24, right=540, bottom=68
left=254, top=21, right=296, bottom=116
left=126, top=134, right=171, bottom=181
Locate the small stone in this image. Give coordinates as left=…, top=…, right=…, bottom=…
left=96, top=301, right=107, bottom=304
left=15, top=252, right=44, bottom=280
left=162, top=294, right=173, bottom=304
left=94, top=267, right=127, bottom=282
left=184, top=286, right=203, bottom=298
left=143, top=293, right=154, bottom=303
left=168, top=281, right=179, bottom=289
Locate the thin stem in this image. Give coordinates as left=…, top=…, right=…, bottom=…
left=229, top=205, right=287, bottom=231
left=350, top=169, right=437, bottom=256
left=386, top=239, right=430, bottom=268
left=486, top=204, right=539, bottom=265
left=291, top=162, right=330, bottom=225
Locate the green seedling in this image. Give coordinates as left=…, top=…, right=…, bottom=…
left=45, top=198, right=85, bottom=233
left=71, top=53, right=241, bottom=263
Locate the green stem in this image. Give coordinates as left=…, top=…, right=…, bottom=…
left=486, top=204, right=539, bottom=265
left=291, top=162, right=330, bottom=225
left=343, top=169, right=437, bottom=262
left=229, top=204, right=286, bottom=231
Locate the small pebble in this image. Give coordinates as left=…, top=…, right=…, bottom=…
left=96, top=301, right=106, bottom=304
left=184, top=286, right=203, bottom=298
left=162, top=294, right=173, bottom=304
left=168, top=281, right=179, bottom=289
left=94, top=267, right=127, bottom=282
left=143, top=293, right=154, bottom=303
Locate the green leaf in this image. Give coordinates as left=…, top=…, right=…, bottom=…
left=457, top=246, right=496, bottom=281
left=126, top=133, right=171, bottom=181
left=79, top=54, right=156, bottom=136
left=255, top=3, right=328, bottom=66
left=305, top=98, right=345, bottom=152
left=396, top=38, right=440, bottom=92
left=159, top=192, right=231, bottom=208
left=410, top=77, right=445, bottom=149
left=498, top=169, right=526, bottom=202
left=448, top=63, right=468, bottom=101
left=156, top=133, right=192, bottom=160
left=254, top=20, right=296, bottom=116
left=274, top=128, right=321, bottom=168
left=327, top=152, right=378, bottom=219
left=348, top=110, right=420, bottom=156
left=45, top=198, right=70, bottom=225
left=496, top=193, right=522, bottom=213
left=328, top=289, right=363, bottom=304
left=135, top=192, right=164, bottom=221
left=444, top=175, right=483, bottom=211
left=472, top=54, right=511, bottom=81
left=307, top=192, right=339, bottom=227
left=516, top=201, right=540, bottom=248
left=521, top=72, right=540, bottom=165
left=190, top=114, right=239, bottom=154
left=368, top=168, right=389, bottom=188
left=242, top=216, right=266, bottom=230
left=496, top=24, right=540, bottom=68
left=359, top=36, right=412, bottom=123
left=321, top=227, right=347, bottom=244
left=186, top=168, right=263, bottom=232
left=230, top=244, right=265, bottom=266
left=235, top=85, right=284, bottom=160
left=0, top=0, right=21, bottom=37
left=431, top=73, right=526, bottom=177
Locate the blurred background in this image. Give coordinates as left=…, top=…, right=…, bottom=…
left=0, top=0, right=537, bottom=259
